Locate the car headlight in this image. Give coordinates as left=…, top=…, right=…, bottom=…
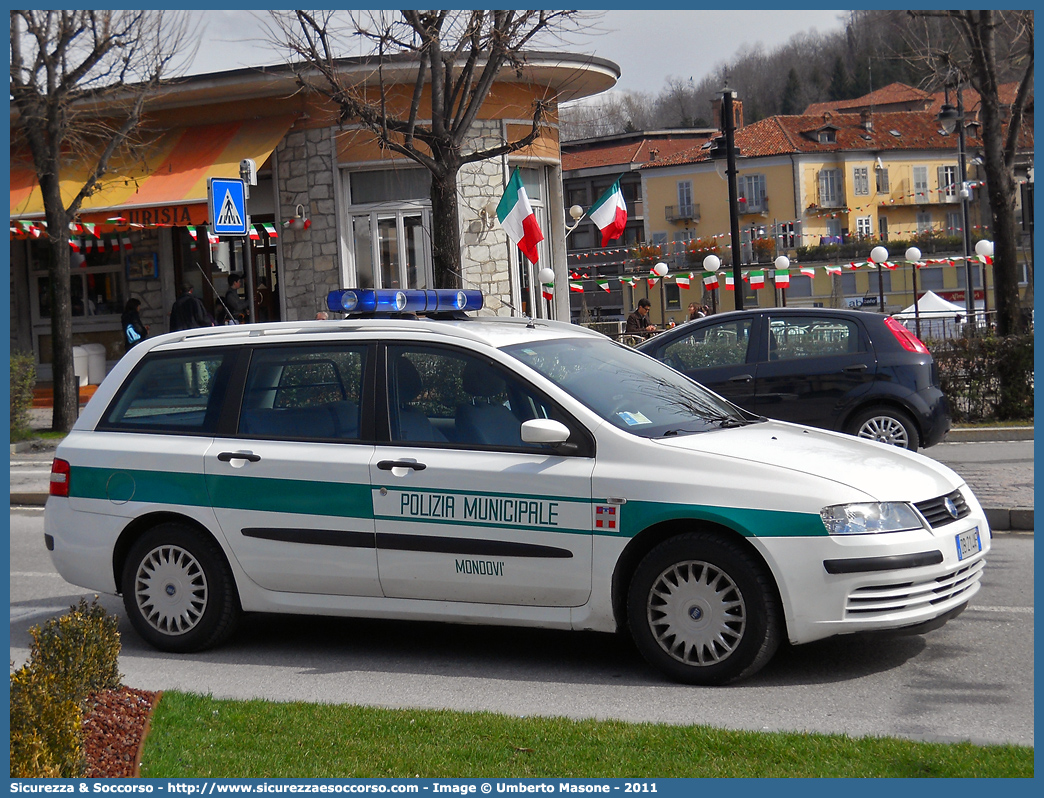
left=820, top=502, right=925, bottom=535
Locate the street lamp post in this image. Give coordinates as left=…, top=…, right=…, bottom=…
left=712, top=87, right=745, bottom=312
left=906, top=246, right=923, bottom=340
left=938, top=80, right=976, bottom=328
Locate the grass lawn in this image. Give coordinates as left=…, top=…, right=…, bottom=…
left=140, top=692, right=1033, bottom=779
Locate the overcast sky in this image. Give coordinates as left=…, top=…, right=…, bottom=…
left=188, top=9, right=847, bottom=97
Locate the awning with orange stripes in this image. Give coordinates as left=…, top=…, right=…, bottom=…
left=10, top=114, right=297, bottom=227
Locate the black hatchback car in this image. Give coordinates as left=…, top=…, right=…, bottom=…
left=636, top=307, right=950, bottom=450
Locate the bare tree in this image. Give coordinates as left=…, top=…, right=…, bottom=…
left=10, top=10, right=191, bottom=431
left=271, top=10, right=590, bottom=288
left=908, top=10, right=1033, bottom=336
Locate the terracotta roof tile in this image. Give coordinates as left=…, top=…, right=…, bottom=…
left=804, top=82, right=932, bottom=115
left=642, top=109, right=1033, bottom=169
left=562, top=134, right=713, bottom=171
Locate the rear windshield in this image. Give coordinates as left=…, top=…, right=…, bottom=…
left=501, top=337, right=758, bottom=439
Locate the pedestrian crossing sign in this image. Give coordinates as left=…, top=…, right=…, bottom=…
left=207, top=177, right=248, bottom=236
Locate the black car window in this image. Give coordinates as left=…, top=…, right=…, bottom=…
left=100, top=350, right=231, bottom=434
left=660, top=318, right=754, bottom=370
left=385, top=345, right=578, bottom=452
left=238, top=345, right=365, bottom=441
left=767, top=316, right=864, bottom=361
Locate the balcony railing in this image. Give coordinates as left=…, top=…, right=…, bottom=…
left=738, top=196, right=769, bottom=215
left=665, top=203, right=700, bottom=223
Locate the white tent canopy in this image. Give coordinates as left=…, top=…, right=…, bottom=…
left=894, top=290, right=965, bottom=319
left=893, top=291, right=978, bottom=339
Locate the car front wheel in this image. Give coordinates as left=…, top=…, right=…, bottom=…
left=626, top=533, right=781, bottom=685
left=121, top=523, right=241, bottom=652
left=848, top=405, right=920, bottom=450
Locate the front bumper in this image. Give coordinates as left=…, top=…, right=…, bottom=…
left=753, top=498, right=990, bottom=645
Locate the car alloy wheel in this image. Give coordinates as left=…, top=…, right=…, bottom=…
left=132, top=543, right=208, bottom=636
left=646, top=560, right=746, bottom=666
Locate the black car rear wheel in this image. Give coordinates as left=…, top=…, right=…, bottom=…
left=848, top=405, right=920, bottom=450
left=121, top=523, right=241, bottom=652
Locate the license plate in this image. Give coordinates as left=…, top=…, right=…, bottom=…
left=956, top=527, right=982, bottom=561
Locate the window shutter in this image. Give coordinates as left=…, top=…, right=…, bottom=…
left=937, top=166, right=946, bottom=201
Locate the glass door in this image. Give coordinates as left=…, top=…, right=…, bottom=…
left=352, top=211, right=431, bottom=290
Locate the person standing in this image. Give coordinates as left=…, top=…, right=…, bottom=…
left=169, top=283, right=212, bottom=331
left=121, top=298, right=149, bottom=352
left=626, top=298, right=657, bottom=337
left=224, top=273, right=251, bottom=324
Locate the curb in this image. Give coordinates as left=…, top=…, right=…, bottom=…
left=9, top=491, right=1032, bottom=531
left=944, top=427, right=1033, bottom=443
left=11, top=493, right=48, bottom=507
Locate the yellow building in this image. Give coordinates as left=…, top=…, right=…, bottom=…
left=640, top=108, right=1028, bottom=319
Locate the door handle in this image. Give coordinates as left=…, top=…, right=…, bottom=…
left=843, top=364, right=869, bottom=372
left=728, top=374, right=753, bottom=383
left=218, top=451, right=261, bottom=463
left=377, top=459, right=427, bottom=471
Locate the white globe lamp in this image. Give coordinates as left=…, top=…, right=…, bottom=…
left=703, top=254, right=721, bottom=272
left=652, top=262, right=669, bottom=277
left=974, top=239, right=994, bottom=258
left=870, top=245, right=889, bottom=264
left=774, top=255, right=790, bottom=270
left=905, top=247, right=921, bottom=263
left=537, top=267, right=555, bottom=285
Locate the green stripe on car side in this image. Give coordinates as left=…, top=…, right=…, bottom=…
left=205, top=474, right=373, bottom=519
left=72, top=467, right=211, bottom=507
left=69, top=467, right=827, bottom=537
left=619, top=500, right=828, bottom=538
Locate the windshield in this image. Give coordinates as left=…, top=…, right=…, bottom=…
left=502, top=337, right=759, bottom=439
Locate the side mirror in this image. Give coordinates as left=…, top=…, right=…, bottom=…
left=521, top=419, right=577, bottom=454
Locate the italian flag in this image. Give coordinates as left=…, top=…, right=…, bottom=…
left=589, top=177, right=628, bottom=246
left=121, top=235, right=133, bottom=250
left=724, top=274, right=735, bottom=291
left=800, top=266, right=816, bottom=278
left=703, top=272, right=719, bottom=289
left=825, top=265, right=842, bottom=275
left=542, top=284, right=554, bottom=301
left=569, top=281, right=584, bottom=293
left=676, top=273, right=692, bottom=289
left=647, top=277, right=659, bottom=288
left=622, top=276, right=638, bottom=287
left=748, top=270, right=765, bottom=289
left=262, top=222, right=278, bottom=238
left=774, top=269, right=790, bottom=287
left=496, top=167, right=544, bottom=264
left=596, top=279, right=611, bottom=293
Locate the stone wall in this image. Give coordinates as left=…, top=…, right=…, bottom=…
left=276, top=127, right=341, bottom=320
left=458, top=120, right=514, bottom=316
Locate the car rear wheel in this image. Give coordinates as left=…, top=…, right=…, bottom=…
left=848, top=405, right=920, bottom=450
left=626, top=533, right=781, bottom=685
left=121, top=523, right=240, bottom=652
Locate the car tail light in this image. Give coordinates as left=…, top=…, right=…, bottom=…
left=884, top=316, right=930, bottom=354
left=50, top=458, right=71, bottom=497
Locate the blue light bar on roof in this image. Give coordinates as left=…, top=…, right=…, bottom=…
left=326, top=289, right=483, bottom=314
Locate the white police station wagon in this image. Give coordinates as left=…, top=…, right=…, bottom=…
left=44, top=288, right=990, bottom=684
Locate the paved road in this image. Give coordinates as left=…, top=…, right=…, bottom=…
left=925, top=439, right=1034, bottom=514
left=10, top=507, right=1033, bottom=747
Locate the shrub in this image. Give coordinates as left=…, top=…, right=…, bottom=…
left=9, top=598, right=123, bottom=777
left=932, top=334, right=1034, bottom=423
left=10, top=350, right=36, bottom=441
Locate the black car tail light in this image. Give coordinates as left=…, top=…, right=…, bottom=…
left=50, top=458, right=71, bottom=497
left=884, top=317, right=930, bottom=354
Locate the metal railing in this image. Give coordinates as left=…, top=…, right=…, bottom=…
left=665, top=204, right=700, bottom=223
